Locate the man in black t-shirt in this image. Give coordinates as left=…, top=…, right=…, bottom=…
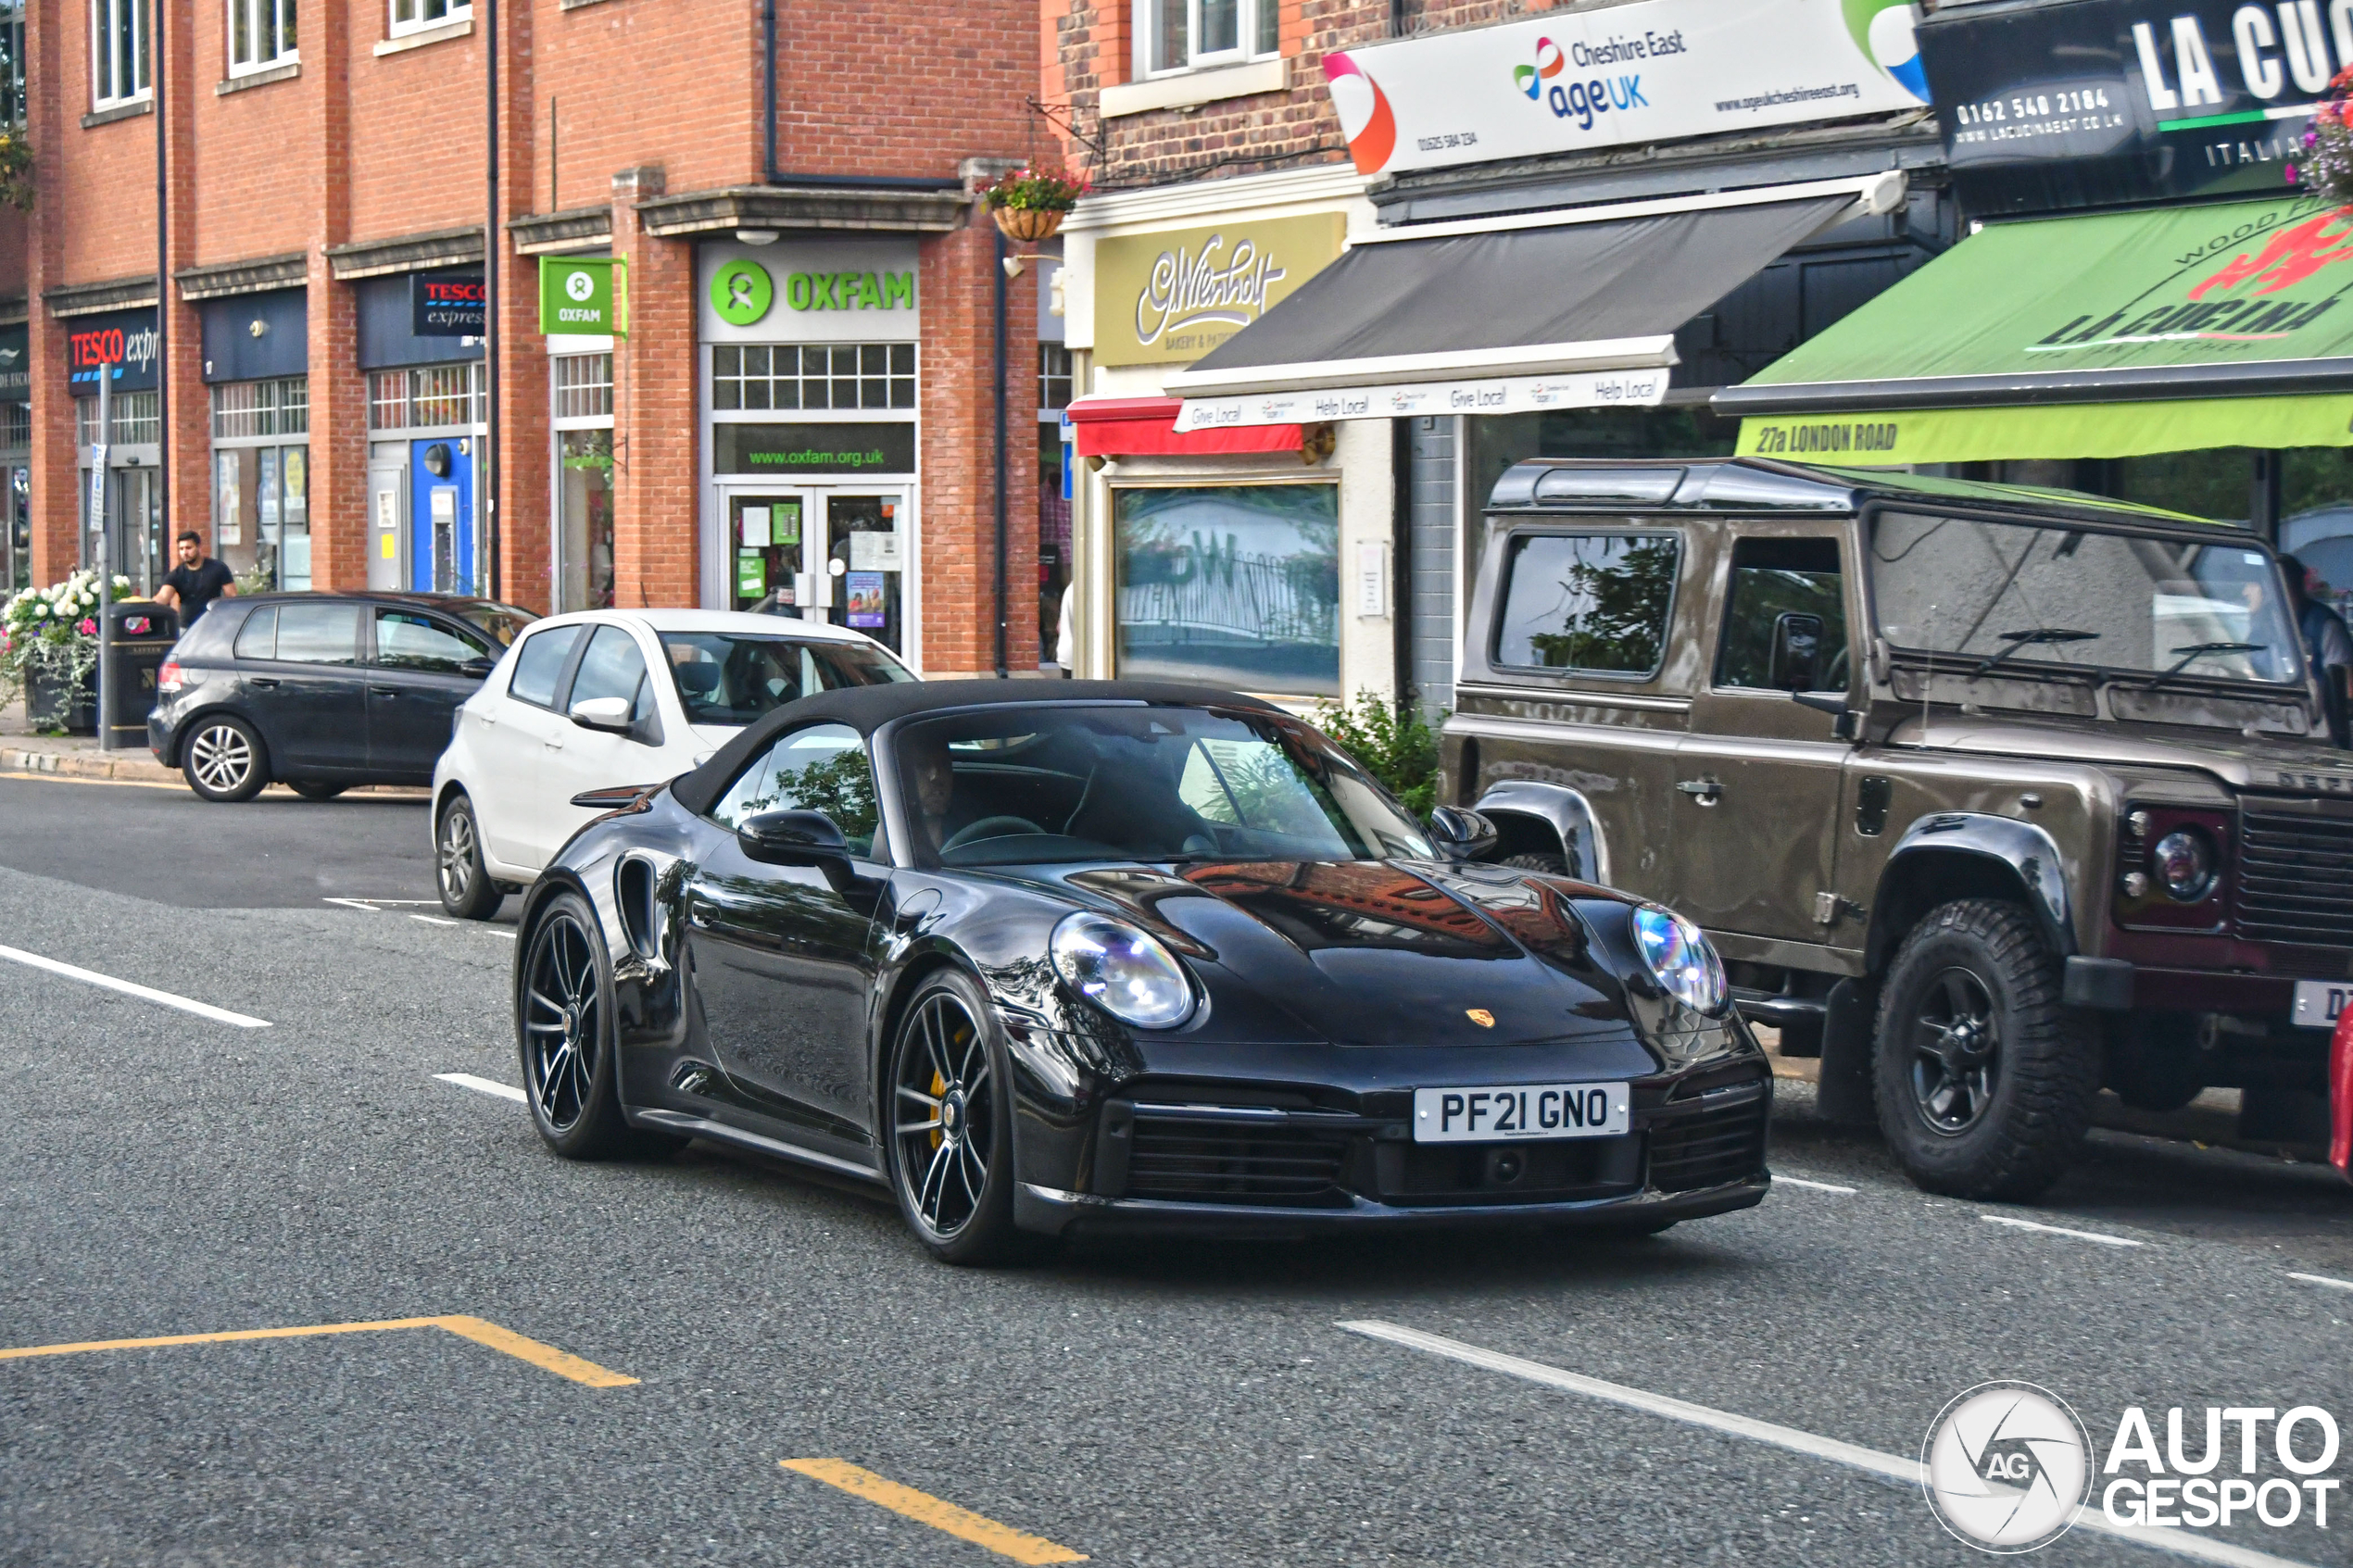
left=155, top=531, right=236, bottom=632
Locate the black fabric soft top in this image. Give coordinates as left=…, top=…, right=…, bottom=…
left=667, top=678, right=1286, bottom=818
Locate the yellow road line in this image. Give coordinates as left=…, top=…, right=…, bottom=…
left=782, top=1460, right=1087, bottom=1564
left=0, top=770, right=188, bottom=791
left=0, top=1314, right=636, bottom=1387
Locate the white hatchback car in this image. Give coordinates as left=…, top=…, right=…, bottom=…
left=430, top=608, right=914, bottom=917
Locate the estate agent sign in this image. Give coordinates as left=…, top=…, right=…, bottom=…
left=1322, top=0, right=1931, bottom=177
left=1092, top=214, right=1346, bottom=368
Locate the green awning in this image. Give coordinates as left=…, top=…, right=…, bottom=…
left=1716, top=195, right=2353, bottom=462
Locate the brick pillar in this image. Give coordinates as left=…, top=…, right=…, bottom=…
left=916, top=214, right=1039, bottom=677
left=159, top=0, right=202, bottom=555
left=308, top=257, right=368, bottom=590
left=24, top=0, right=72, bottom=586
left=610, top=165, right=697, bottom=608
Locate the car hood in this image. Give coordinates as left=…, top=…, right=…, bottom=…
left=1038, top=859, right=1640, bottom=1050
left=1893, top=711, right=2353, bottom=797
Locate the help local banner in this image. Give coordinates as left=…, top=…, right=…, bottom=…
left=1325, top=0, right=1930, bottom=176
left=1176, top=368, right=1667, bottom=430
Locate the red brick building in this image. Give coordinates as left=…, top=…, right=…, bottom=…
left=26, top=0, right=1048, bottom=674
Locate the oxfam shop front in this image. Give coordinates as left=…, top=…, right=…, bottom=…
left=699, top=239, right=918, bottom=659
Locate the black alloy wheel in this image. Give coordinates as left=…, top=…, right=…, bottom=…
left=182, top=715, right=267, bottom=802
left=436, top=796, right=502, bottom=920
left=886, top=971, right=1030, bottom=1264
left=1871, top=898, right=2098, bottom=1202
left=1906, top=968, right=2000, bottom=1135
left=517, top=890, right=674, bottom=1160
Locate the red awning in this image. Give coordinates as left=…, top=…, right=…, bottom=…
left=1065, top=395, right=1303, bottom=458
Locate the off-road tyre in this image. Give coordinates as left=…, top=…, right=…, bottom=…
left=1872, top=897, right=2098, bottom=1202
left=2105, top=1013, right=2207, bottom=1113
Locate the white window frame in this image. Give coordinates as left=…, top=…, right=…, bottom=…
left=90, top=0, right=151, bottom=110
left=227, top=0, right=296, bottom=75
left=1139, top=0, right=1277, bottom=78
left=387, top=0, right=468, bottom=40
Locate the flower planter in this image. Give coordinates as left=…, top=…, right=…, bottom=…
left=992, top=207, right=1067, bottom=244
left=26, top=661, right=96, bottom=734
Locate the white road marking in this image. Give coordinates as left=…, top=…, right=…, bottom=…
left=0, top=943, right=271, bottom=1029
left=1979, top=1213, right=2144, bottom=1248
left=1339, top=1320, right=2318, bottom=1568
left=2286, top=1271, right=2353, bottom=1292
left=321, top=897, right=384, bottom=912
left=410, top=914, right=461, bottom=927
left=323, top=897, right=442, bottom=910
left=484, top=929, right=517, bottom=941
left=435, top=1073, right=526, bottom=1104
left=1775, top=1175, right=1856, bottom=1195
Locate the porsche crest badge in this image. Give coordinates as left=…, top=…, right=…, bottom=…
left=1465, top=1009, right=1495, bottom=1028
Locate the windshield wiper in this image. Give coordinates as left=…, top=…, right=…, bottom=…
left=1970, top=627, right=2101, bottom=677
left=2142, top=641, right=2266, bottom=688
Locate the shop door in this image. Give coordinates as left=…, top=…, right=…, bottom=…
left=820, top=490, right=908, bottom=656
left=409, top=439, right=475, bottom=595
left=722, top=488, right=812, bottom=615
left=88, top=468, right=164, bottom=595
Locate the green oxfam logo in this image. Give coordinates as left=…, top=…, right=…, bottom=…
left=711, top=259, right=774, bottom=326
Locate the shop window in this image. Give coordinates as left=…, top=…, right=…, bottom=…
left=1143, top=0, right=1277, bottom=74
left=1037, top=345, right=1072, bottom=413
left=212, top=442, right=308, bottom=589
left=553, top=352, right=611, bottom=420
left=2096, top=450, right=2254, bottom=526
left=228, top=0, right=296, bottom=73
left=1, top=403, right=26, bottom=450
left=75, top=391, right=158, bottom=447
left=387, top=0, right=466, bottom=37
left=1038, top=421, right=1070, bottom=666
left=91, top=0, right=149, bottom=108
left=210, top=377, right=308, bottom=439
left=711, top=343, right=913, bottom=413
left=367, top=363, right=484, bottom=431
left=0, top=0, right=25, bottom=126
left=1493, top=533, right=1681, bottom=677
left=1114, top=483, right=1339, bottom=696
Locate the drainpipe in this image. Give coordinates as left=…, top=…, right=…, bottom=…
left=993, top=223, right=1009, bottom=678
left=484, top=0, right=500, bottom=600
left=762, top=0, right=963, bottom=191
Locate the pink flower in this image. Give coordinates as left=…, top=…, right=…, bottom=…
left=77, top=618, right=95, bottom=635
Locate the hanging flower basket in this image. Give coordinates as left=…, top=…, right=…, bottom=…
left=2294, top=66, right=2353, bottom=205
left=993, top=206, right=1067, bottom=244
left=983, top=167, right=1088, bottom=246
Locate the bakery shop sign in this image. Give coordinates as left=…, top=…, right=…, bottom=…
left=1094, top=213, right=1346, bottom=368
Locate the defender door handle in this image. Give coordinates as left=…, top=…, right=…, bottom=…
left=369, top=685, right=399, bottom=696
left=1677, top=778, right=1722, bottom=806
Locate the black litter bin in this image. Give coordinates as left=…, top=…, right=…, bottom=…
left=103, top=600, right=179, bottom=749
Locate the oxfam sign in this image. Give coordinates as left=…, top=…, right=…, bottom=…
left=704, top=249, right=918, bottom=334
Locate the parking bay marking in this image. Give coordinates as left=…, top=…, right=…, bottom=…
left=2287, top=1271, right=2353, bottom=1292
left=1775, top=1175, right=1856, bottom=1195
left=437, top=1072, right=526, bottom=1104
left=781, top=1460, right=1086, bottom=1565
left=1339, top=1320, right=2316, bottom=1568
left=0, top=942, right=270, bottom=1028
left=1980, top=1212, right=2145, bottom=1248
left=0, top=1314, right=635, bottom=1386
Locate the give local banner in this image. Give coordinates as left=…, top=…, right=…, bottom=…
left=1325, top=0, right=1930, bottom=177
left=1176, top=368, right=1667, bottom=430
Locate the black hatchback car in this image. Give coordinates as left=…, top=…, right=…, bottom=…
left=149, top=592, right=535, bottom=801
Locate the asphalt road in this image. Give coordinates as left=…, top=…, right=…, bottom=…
left=5, top=771, right=2353, bottom=1567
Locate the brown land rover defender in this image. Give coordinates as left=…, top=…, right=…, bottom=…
left=1442, top=458, right=2353, bottom=1200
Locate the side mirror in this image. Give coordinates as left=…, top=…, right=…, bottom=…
left=1793, top=690, right=1865, bottom=742
left=569, top=695, right=635, bottom=733
left=736, top=808, right=856, bottom=893
left=1768, top=612, right=1825, bottom=692
left=1425, top=805, right=1500, bottom=862
left=459, top=657, right=497, bottom=680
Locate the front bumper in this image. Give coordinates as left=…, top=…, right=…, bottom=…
left=1015, top=1174, right=1768, bottom=1238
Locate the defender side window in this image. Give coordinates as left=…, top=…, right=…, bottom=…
left=1493, top=532, right=1680, bottom=676
left=1714, top=537, right=1849, bottom=693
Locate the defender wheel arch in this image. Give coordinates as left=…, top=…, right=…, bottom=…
left=1470, top=780, right=1608, bottom=884
left=1866, top=812, right=2077, bottom=972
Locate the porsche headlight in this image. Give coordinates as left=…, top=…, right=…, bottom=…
left=1631, top=905, right=1728, bottom=1016
left=1050, top=912, right=1194, bottom=1029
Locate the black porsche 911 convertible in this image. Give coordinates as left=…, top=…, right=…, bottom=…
left=515, top=679, right=1771, bottom=1261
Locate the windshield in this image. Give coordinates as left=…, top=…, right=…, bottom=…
left=659, top=632, right=913, bottom=726
left=893, top=705, right=1435, bottom=868
left=454, top=602, right=535, bottom=647
left=1869, top=510, right=2302, bottom=684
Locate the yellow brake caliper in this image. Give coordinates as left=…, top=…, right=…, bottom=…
left=930, top=1070, right=946, bottom=1151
